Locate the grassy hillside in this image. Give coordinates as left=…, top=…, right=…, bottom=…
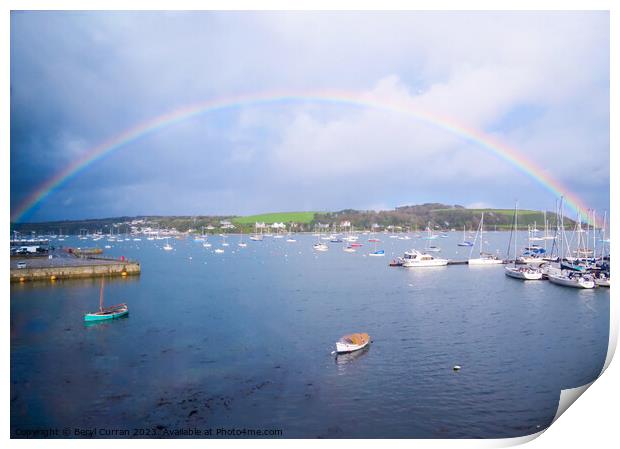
left=232, top=212, right=317, bottom=224
left=432, top=208, right=558, bottom=229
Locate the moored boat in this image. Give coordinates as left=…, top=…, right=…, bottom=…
left=469, top=253, right=503, bottom=265
left=402, top=249, right=448, bottom=267
left=594, top=273, right=610, bottom=287
left=548, top=271, right=595, bottom=289
left=504, top=266, right=543, bottom=280
left=84, top=279, right=129, bottom=322
left=468, top=213, right=503, bottom=265
left=336, top=333, right=370, bottom=354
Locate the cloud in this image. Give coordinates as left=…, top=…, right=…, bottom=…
left=10, top=11, right=609, bottom=221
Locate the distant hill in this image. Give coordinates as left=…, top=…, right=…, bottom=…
left=10, top=203, right=574, bottom=234
left=315, top=203, right=571, bottom=231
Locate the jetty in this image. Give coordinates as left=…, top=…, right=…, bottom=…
left=10, top=252, right=140, bottom=283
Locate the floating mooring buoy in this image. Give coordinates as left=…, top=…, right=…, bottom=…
left=453, top=365, right=461, bottom=371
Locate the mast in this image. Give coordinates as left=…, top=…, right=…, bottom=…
left=479, top=213, right=485, bottom=255
left=592, top=210, right=596, bottom=262
left=514, top=202, right=518, bottom=267
left=99, top=278, right=104, bottom=312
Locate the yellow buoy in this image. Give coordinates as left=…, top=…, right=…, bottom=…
left=50, top=275, right=57, bottom=281
left=121, top=271, right=128, bottom=277
left=19, top=277, right=25, bottom=282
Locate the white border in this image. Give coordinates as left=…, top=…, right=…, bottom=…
left=3, top=1, right=616, bottom=448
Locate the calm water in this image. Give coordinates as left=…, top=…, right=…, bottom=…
left=11, top=232, right=609, bottom=438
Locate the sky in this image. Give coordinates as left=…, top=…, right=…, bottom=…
left=10, top=11, right=610, bottom=222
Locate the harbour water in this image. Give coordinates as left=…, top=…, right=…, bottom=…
left=11, top=232, right=609, bottom=438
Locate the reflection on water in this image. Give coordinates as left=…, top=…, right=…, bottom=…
left=12, top=273, right=140, bottom=292
left=335, top=346, right=370, bottom=369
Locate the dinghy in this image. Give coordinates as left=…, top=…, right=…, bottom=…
left=84, top=279, right=128, bottom=322
left=336, top=333, right=370, bottom=354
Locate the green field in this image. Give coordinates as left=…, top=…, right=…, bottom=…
left=232, top=212, right=317, bottom=224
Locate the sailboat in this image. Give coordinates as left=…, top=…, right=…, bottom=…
left=313, top=230, right=329, bottom=251
left=424, top=225, right=441, bottom=252
left=457, top=225, right=474, bottom=246
left=368, top=240, right=385, bottom=256
left=548, top=271, right=595, bottom=289
left=468, top=213, right=503, bottom=265
left=238, top=232, right=247, bottom=248
left=84, top=278, right=128, bottom=322
left=505, top=202, right=543, bottom=280
left=163, top=238, right=173, bottom=251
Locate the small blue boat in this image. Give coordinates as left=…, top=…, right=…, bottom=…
left=457, top=241, right=474, bottom=247
left=84, top=279, right=129, bottom=322
left=369, top=249, right=385, bottom=257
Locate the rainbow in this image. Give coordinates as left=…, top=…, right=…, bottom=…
left=11, top=88, right=595, bottom=223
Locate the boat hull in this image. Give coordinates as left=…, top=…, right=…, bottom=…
left=505, top=266, right=543, bottom=280
left=336, top=341, right=369, bottom=353
left=548, top=274, right=595, bottom=289
left=594, top=278, right=610, bottom=287
left=469, top=258, right=504, bottom=265
left=402, top=259, right=448, bottom=267
left=84, top=307, right=129, bottom=322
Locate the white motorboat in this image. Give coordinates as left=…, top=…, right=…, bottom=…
left=163, top=243, right=173, bottom=251
left=335, top=333, right=370, bottom=354
left=286, top=238, right=297, bottom=243
left=214, top=248, right=225, bottom=254
left=548, top=271, right=595, bottom=289
left=402, top=249, right=448, bottom=267
left=505, top=266, right=543, bottom=280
